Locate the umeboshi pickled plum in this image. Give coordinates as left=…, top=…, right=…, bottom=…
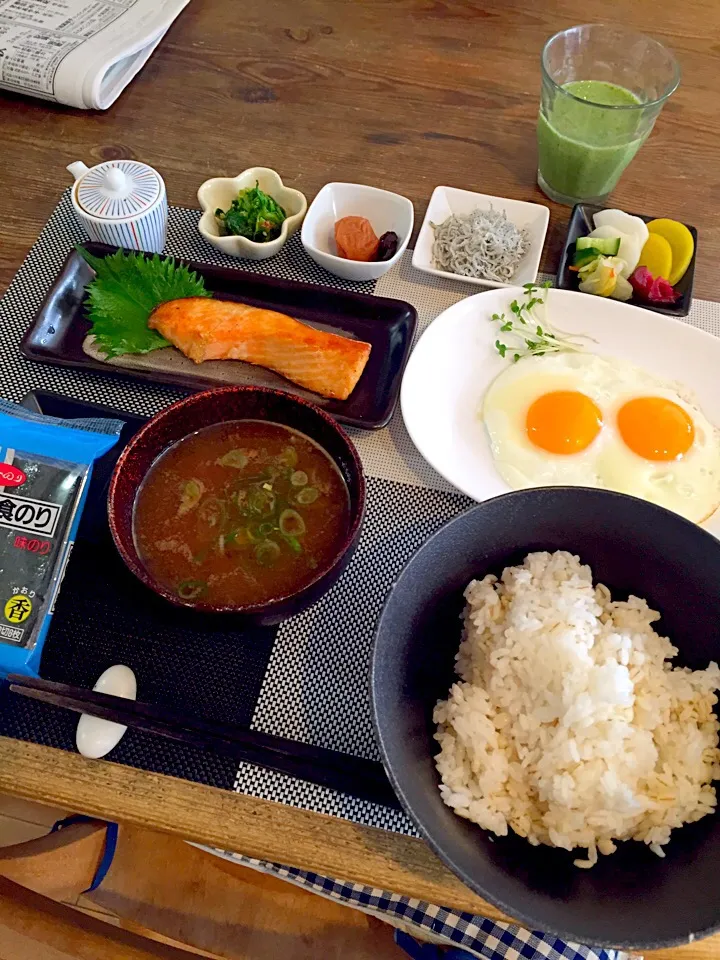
left=334, top=217, right=380, bottom=262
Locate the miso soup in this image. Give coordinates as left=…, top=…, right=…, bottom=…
left=133, top=420, right=351, bottom=606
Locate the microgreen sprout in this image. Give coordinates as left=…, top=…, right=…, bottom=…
left=490, top=282, right=594, bottom=361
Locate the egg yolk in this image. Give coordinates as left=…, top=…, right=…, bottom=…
left=526, top=391, right=603, bottom=455
left=617, top=397, right=695, bottom=461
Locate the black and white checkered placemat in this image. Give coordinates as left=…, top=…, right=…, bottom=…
left=0, top=190, right=374, bottom=415
left=4, top=191, right=720, bottom=837
left=235, top=475, right=470, bottom=833
left=0, top=191, right=476, bottom=835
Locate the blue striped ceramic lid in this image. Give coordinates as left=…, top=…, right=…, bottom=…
left=76, top=160, right=162, bottom=221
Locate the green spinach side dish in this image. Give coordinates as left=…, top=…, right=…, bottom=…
left=215, top=181, right=287, bottom=242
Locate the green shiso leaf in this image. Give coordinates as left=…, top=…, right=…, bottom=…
left=77, top=246, right=212, bottom=358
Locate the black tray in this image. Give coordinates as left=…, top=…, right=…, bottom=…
left=556, top=204, right=697, bottom=318
left=20, top=243, right=418, bottom=430
left=0, top=389, right=397, bottom=807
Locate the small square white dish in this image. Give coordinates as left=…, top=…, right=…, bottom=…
left=301, top=182, right=413, bottom=282
left=197, top=167, right=307, bottom=261
left=412, top=186, right=549, bottom=288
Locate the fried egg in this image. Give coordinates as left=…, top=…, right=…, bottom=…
left=482, top=352, right=720, bottom=523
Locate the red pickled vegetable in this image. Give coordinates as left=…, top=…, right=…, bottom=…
left=629, top=266, right=679, bottom=305
left=648, top=276, right=679, bottom=303
left=629, top=266, right=654, bottom=299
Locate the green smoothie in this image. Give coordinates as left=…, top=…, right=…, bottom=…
left=537, top=80, right=645, bottom=202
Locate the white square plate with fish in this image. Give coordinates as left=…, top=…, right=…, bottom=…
left=401, top=285, right=720, bottom=537
left=412, top=186, right=549, bottom=289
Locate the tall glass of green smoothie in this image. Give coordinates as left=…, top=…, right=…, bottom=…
left=537, top=25, right=680, bottom=205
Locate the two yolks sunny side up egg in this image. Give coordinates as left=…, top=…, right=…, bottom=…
left=526, top=390, right=693, bottom=459
left=482, top=353, right=720, bottom=524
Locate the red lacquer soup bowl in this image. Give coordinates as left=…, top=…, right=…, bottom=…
left=108, top=386, right=366, bottom=626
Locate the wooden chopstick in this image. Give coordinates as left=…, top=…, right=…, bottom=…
left=8, top=674, right=400, bottom=810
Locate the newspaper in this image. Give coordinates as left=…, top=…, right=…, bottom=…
left=0, top=0, right=190, bottom=109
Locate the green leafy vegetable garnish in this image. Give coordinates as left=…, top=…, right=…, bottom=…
left=77, top=246, right=211, bottom=359
left=490, top=282, right=592, bottom=362
left=215, top=181, right=286, bottom=242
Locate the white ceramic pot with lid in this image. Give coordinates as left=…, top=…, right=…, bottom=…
left=67, top=159, right=168, bottom=253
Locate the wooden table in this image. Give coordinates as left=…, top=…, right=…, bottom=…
left=0, top=1, right=719, bottom=953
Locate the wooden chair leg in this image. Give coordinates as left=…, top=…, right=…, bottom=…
left=0, top=821, right=106, bottom=901
left=0, top=875, right=206, bottom=960
left=87, top=825, right=405, bottom=959
left=0, top=816, right=404, bottom=959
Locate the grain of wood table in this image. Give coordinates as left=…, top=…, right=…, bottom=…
left=0, top=0, right=719, bottom=954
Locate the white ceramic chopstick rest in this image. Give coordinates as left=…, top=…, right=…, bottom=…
left=75, top=665, right=137, bottom=759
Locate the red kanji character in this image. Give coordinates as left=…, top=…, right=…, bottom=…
left=26, top=539, right=40, bottom=553
left=13, top=535, right=27, bottom=550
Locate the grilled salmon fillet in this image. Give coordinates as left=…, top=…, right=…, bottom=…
left=148, top=298, right=372, bottom=401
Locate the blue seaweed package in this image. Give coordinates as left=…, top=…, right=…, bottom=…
left=0, top=400, right=123, bottom=678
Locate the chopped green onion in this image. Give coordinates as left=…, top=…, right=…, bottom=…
left=199, top=496, right=227, bottom=528
left=178, top=478, right=204, bottom=516
left=291, top=471, right=308, bottom=487
left=296, top=486, right=319, bottom=504
left=283, top=534, right=303, bottom=554
left=248, top=488, right=275, bottom=516
left=255, top=540, right=281, bottom=566
left=246, top=522, right=262, bottom=541
left=224, top=527, right=247, bottom=550
left=217, top=449, right=248, bottom=469
left=177, top=578, right=207, bottom=600
left=279, top=509, right=306, bottom=537
left=279, top=445, right=298, bottom=468
left=192, top=547, right=209, bottom=566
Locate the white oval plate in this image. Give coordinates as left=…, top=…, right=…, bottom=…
left=401, top=287, right=720, bottom=536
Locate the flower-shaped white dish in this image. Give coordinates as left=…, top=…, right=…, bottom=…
left=197, top=167, right=307, bottom=261
left=412, top=186, right=549, bottom=288
left=301, top=182, right=413, bottom=282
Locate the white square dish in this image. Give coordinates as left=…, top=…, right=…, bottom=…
left=412, top=186, right=550, bottom=288
left=301, top=182, right=413, bottom=282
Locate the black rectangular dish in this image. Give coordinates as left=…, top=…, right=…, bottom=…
left=0, top=388, right=397, bottom=808
left=556, top=204, right=697, bottom=318
left=20, top=243, right=418, bottom=430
